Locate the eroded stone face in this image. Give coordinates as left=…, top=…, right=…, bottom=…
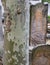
left=33, top=56, right=50, bottom=65
left=29, top=3, right=48, bottom=46
left=32, top=45, right=50, bottom=65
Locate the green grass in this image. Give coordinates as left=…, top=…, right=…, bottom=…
left=48, top=16, right=50, bottom=23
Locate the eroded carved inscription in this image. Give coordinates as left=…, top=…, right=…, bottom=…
left=30, top=3, right=48, bottom=46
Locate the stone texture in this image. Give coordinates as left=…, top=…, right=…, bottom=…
left=3, top=0, right=29, bottom=65
left=32, top=45, right=50, bottom=65
left=29, top=3, right=48, bottom=46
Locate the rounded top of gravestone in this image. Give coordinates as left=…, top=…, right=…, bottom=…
left=29, top=0, right=41, bottom=5
left=32, top=45, right=50, bottom=65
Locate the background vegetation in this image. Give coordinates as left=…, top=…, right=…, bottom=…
left=42, top=0, right=50, bottom=3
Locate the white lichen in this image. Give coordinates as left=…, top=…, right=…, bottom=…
left=23, top=58, right=26, bottom=61
left=8, top=58, right=12, bottom=63
left=7, top=50, right=11, bottom=54
left=12, top=55, right=18, bottom=62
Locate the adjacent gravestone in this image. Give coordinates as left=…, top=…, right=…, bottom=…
left=32, top=45, right=50, bottom=65
left=29, top=3, right=48, bottom=46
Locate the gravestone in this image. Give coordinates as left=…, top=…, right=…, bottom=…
left=32, top=45, right=50, bottom=65
left=29, top=3, right=48, bottom=46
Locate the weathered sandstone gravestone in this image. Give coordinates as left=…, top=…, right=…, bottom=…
left=29, top=3, right=48, bottom=46
left=32, top=45, right=50, bottom=65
